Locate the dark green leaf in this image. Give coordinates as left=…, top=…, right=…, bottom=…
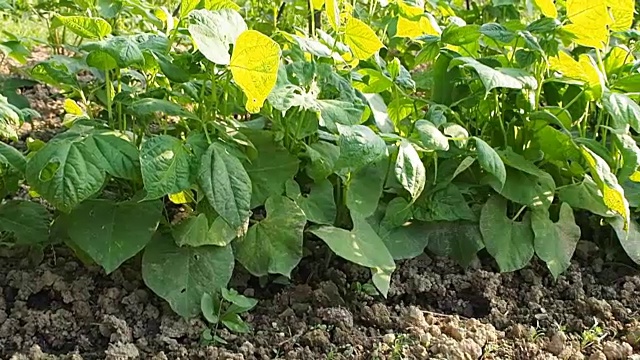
left=532, top=204, right=581, bottom=279
left=425, top=221, right=485, bottom=268
left=67, top=199, right=162, bottom=274
left=234, top=196, right=306, bottom=277
left=142, top=234, right=234, bottom=318
left=243, top=130, right=299, bottom=207
left=0, top=200, right=50, bottom=245
left=480, top=196, right=534, bottom=272
left=335, top=124, right=387, bottom=173
left=25, top=138, right=105, bottom=212
left=198, top=143, right=252, bottom=233
left=140, top=135, right=192, bottom=200
left=474, top=137, right=506, bottom=189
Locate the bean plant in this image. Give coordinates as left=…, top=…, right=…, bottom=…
left=1, top=0, right=640, bottom=318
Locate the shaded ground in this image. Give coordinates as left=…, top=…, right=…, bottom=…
left=2, top=47, right=640, bottom=360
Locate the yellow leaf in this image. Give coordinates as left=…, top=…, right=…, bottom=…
left=203, top=0, right=240, bottom=11
left=64, top=99, right=84, bottom=115
left=230, top=30, right=281, bottom=113
left=629, top=171, right=640, bottom=182
left=565, top=0, right=612, bottom=48
left=532, top=0, right=557, bottom=18
left=604, top=45, right=633, bottom=73
left=397, top=0, right=423, bottom=19
left=567, top=0, right=611, bottom=27
left=581, top=146, right=630, bottom=230
left=344, top=17, right=384, bottom=60
left=607, top=0, right=634, bottom=31
left=563, top=23, right=609, bottom=49
left=548, top=51, right=604, bottom=98
left=395, top=14, right=440, bottom=38
left=326, top=0, right=341, bottom=30
left=312, top=0, right=324, bottom=10
left=169, top=191, right=193, bottom=204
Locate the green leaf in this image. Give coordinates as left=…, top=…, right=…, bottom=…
left=0, top=141, right=26, bottom=174
left=485, top=167, right=556, bottom=209
left=450, top=57, right=531, bottom=92
left=311, top=214, right=396, bottom=297
left=335, top=124, right=387, bottom=173
left=25, top=138, right=106, bottom=213
left=441, top=24, right=481, bottom=45
left=474, top=137, right=506, bottom=189
left=187, top=9, right=247, bottom=65
left=532, top=203, right=581, bottom=279
left=84, top=36, right=145, bottom=68
left=614, top=133, right=640, bottom=181
left=414, top=183, right=476, bottom=222
left=198, top=143, right=252, bottom=233
left=425, top=221, right=485, bottom=268
left=305, top=141, right=339, bottom=181
left=67, top=199, right=162, bottom=274
left=200, top=292, right=220, bottom=324
left=395, top=140, right=426, bottom=201
left=609, top=216, right=640, bottom=265
left=414, top=120, right=449, bottom=151
left=55, top=15, right=112, bottom=39
left=128, top=98, right=197, bottom=119
left=173, top=214, right=210, bottom=247
left=317, top=99, right=365, bottom=130
left=480, top=23, right=515, bottom=43
left=140, top=135, right=192, bottom=200
left=558, top=177, right=613, bottom=217
left=0, top=200, right=50, bottom=245
left=221, top=287, right=257, bottom=312
left=221, top=312, right=251, bottom=333
left=234, top=196, right=306, bottom=277
left=346, top=157, right=387, bottom=218
left=602, top=90, right=640, bottom=131
left=480, top=196, right=534, bottom=272
left=142, top=234, right=234, bottom=318
left=243, top=130, right=299, bottom=207
left=363, top=93, right=394, bottom=133
left=380, top=197, right=413, bottom=229
left=91, top=131, right=140, bottom=180
left=380, top=221, right=430, bottom=260
left=286, top=179, right=336, bottom=225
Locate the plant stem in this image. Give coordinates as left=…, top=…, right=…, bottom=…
left=105, top=69, right=113, bottom=125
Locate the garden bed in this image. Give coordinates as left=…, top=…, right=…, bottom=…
left=2, top=239, right=640, bottom=359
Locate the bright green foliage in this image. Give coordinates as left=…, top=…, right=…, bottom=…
left=2, top=0, right=640, bottom=321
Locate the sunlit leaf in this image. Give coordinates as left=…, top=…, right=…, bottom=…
left=230, top=30, right=281, bottom=113
left=607, top=0, right=634, bottom=31
left=581, top=146, right=630, bottom=230
left=532, top=0, right=557, bottom=18
left=344, top=17, right=384, bottom=60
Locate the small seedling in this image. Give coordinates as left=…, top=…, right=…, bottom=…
left=200, top=287, right=258, bottom=345
left=581, top=318, right=608, bottom=349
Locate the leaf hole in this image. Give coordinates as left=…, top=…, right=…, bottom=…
left=193, top=254, right=200, bottom=261
left=180, top=288, right=186, bottom=294
left=39, top=159, right=60, bottom=182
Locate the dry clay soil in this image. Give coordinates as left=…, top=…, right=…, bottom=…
left=2, top=51, right=640, bottom=360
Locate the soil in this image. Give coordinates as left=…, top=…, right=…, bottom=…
left=2, top=48, right=640, bottom=360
